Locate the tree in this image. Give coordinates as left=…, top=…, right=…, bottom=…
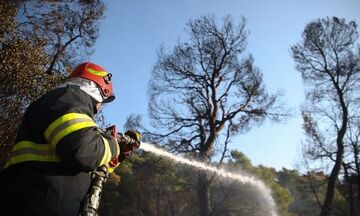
left=17, top=0, right=106, bottom=74
left=0, top=0, right=105, bottom=167
left=149, top=14, right=286, bottom=216
left=292, top=17, right=360, bottom=216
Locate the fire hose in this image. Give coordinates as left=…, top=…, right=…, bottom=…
left=80, top=133, right=139, bottom=216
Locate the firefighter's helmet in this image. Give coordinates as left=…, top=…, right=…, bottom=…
left=69, top=62, right=115, bottom=103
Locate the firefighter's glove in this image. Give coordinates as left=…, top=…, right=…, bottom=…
left=118, top=130, right=142, bottom=162
left=104, top=125, right=121, bottom=172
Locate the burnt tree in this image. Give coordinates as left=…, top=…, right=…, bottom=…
left=149, top=15, right=285, bottom=216
left=292, top=17, right=360, bottom=216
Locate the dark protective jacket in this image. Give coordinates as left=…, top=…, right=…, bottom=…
left=0, top=84, right=119, bottom=216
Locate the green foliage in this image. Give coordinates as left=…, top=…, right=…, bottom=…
left=277, top=169, right=324, bottom=216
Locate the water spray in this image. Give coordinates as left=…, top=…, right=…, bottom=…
left=139, top=142, right=278, bottom=216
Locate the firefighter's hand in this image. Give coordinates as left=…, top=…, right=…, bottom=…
left=118, top=130, right=142, bottom=161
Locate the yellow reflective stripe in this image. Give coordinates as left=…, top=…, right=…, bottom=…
left=44, top=113, right=97, bottom=148
left=44, top=113, right=93, bottom=140
left=4, top=154, right=61, bottom=169
left=12, top=141, right=50, bottom=151
left=99, top=135, right=113, bottom=166
left=4, top=141, right=60, bottom=169
left=87, top=68, right=108, bottom=77
left=50, top=121, right=97, bottom=148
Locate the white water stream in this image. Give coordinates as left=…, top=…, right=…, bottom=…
left=139, top=142, right=278, bottom=216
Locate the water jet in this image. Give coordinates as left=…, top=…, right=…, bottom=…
left=139, top=142, right=278, bottom=216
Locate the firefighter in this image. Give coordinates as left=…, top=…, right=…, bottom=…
left=0, top=62, right=142, bottom=216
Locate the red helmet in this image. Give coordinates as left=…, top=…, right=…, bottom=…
left=69, top=62, right=115, bottom=103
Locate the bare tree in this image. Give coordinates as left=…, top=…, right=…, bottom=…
left=148, top=14, right=286, bottom=216
left=292, top=17, right=360, bottom=216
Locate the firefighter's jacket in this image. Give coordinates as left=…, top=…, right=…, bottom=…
left=0, top=84, right=119, bottom=216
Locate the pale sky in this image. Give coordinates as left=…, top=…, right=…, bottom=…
left=91, top=0, right=360, bottom=170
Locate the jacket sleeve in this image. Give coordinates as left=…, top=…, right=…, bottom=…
left=44, top=112, right=120, bottom=172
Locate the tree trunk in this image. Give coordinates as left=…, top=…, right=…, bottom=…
left=319, top=142, right=344, bottom=216
left=343, top=164, right=355, bottom=216
left=319, top=85, right=347, bottom=216
left=353, top=144, right=360, bottom=202
left=197, top=171, right=210, bottom=216
left=197, top=129, right=215, bottom=216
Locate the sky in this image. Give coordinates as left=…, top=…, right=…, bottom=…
left=91, top=0, right=360, bottom=171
